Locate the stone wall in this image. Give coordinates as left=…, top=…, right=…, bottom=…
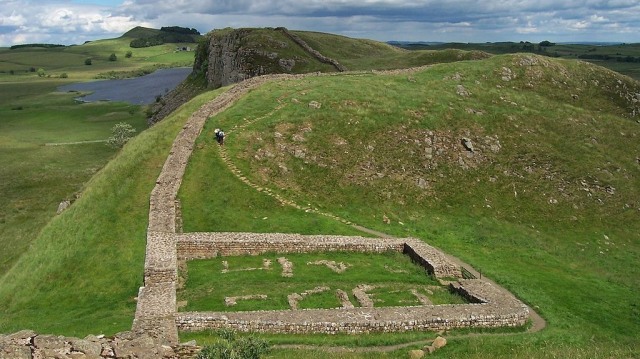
left=135, top=72, right=531, bottom=342
left=278, top=27, right=348, bottom=72
left=173, top=232, right=529, bottom=335
left=403, top=238, right=462, bottom=278
left=176, top=278, right=529, bottom=334
left=0, top=330, right=192, bottom=359
left=176, top=232, right=405, bottom=259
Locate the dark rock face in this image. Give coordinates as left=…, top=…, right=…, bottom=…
left=193, top=28, right=346, bottom=90
left=195, top=29, right=286, bottom=89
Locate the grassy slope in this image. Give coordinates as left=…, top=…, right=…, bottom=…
left=1, top=28, right=639, bottom=357
left=183, top=54, right=639, bottom=357
left=0, top=88, right=147, bottom=275
left=0, top=89, right=229, bottom=336
left=0, top=32, right=200, bottom=277
left=292, top=30, right=491, bottom=70
left=422, top=42, right=640, bottom=81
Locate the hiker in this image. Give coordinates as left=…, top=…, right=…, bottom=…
left=216, top=129, right=225, bottom=146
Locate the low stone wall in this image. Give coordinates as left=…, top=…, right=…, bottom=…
left=174, top=232, right=530, bottom=334
left=176, top=279, right=529, bottom=334
left=403, top=239, right=462, bottom=278
left=177, top=232, right=405, bottom=259
left=278, top=27, right=348, bottom=72
left=0, top=330, right=192, bottom=359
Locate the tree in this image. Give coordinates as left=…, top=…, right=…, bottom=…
left=84, top=58, right=92, bottom=65
left=107, top=122, right=136, bottom=148
left=109, top=53, right=117, bottom=61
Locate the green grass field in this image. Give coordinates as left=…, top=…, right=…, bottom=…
left=178, top=251, right=464, bottom=312
left=0, top=37, right=196, bottom=80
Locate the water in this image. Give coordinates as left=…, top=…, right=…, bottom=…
left=58, top=67, right=192, bottom=105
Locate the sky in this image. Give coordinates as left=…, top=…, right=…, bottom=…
left=1, top=0, right=639, bottom=47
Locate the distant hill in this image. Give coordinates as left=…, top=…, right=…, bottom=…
left=391, top=41, right=640, bottom=80
left=122, top=26, right=203, bottom=48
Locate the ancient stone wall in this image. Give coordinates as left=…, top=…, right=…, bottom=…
left=134, top=72, right=531, bottom=343
left=176, top=278, right=529, bottom=334
left=278, top=28, right=348, bottom=72
left=176, top=232, right=404, bottom=259
left=403, top=239, right=462, bottom=278
left=173, top=233, right=529, bottom=335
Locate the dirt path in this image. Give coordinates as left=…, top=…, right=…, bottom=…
left=44, top=139, right=108, bottom=146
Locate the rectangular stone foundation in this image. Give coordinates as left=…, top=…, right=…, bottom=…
left=173, top=233, right=530, bottom=334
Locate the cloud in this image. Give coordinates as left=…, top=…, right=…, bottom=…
left=0, top=0, right=150, bottom=46
left=1, top=0, right=639, bottom=46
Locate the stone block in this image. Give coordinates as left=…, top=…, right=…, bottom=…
left=432, top=336, right=447, bottom=349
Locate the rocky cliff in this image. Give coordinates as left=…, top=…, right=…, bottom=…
left=149, top=27, right=345, bottom=124
left=193, top=27, right=345, bottom=89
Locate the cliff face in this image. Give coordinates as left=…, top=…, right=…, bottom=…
left=150, top=27, right=345, bottom=124
left=193, top=28, right=345, bottom=89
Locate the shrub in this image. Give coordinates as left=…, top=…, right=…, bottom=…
left=109, top=53, right=117, bottom=61
left=196, top=330, right=269, bottom=359
left=60, top=73, right=68, bottom=78
left=125, top=51, right=132, bottom=58
left=37, top=68, right=45, bottom=77
left=106, top=122, right=136, bottom=148
left=85, top=58, right=92, bottom=65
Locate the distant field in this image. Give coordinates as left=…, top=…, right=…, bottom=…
left=0, top=37, right=196, bottom=80
left=0, top=35, right=196, bottom=278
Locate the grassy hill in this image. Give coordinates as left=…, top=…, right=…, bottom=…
left=293, top=30, right=490, bottom=70
left=0, top=27, right=639, bottom=358
left=181, top=53, right=640, bottom=357
left=397, top=41, right=640, bottom=81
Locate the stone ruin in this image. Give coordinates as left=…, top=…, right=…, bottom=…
left=2, top=70, right=534, bottom=358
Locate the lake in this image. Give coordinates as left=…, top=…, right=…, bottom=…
left=58, top=67, right=192, bottom=105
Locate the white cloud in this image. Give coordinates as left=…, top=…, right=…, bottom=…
left=1, top=0, right=639, bottom=46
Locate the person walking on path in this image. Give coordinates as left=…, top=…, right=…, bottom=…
left=215, top=128, right=225, bottom=146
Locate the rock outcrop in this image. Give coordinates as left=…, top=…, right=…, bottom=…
left=193, top=28, right=345, bottom=90
left=151, top=27, right=346, bottom=124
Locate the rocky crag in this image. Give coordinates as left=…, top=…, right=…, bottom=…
left=149, top=27, right=346, bottom=124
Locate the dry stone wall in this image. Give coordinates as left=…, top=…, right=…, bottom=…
left=176, top=278, right=529, bottom=334
left=175, top=233, right=529, bottom=334
left=2, top=52, right=539, bottom=359
left=133, top=71, right=532, bottom=344
left=278, top=28, right=348, bottom=72
left=176, top=232, right=405, bottom=259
